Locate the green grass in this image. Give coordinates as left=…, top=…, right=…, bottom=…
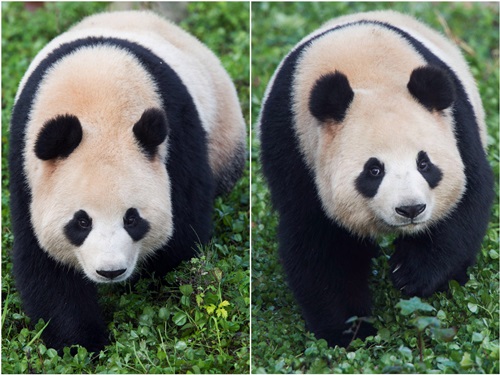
left=2, top=2, right=249, bottom=373
left=251, top=2, right=499, bottom=373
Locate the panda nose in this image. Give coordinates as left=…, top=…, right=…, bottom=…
left=96, top=269, right=127, bottom=280
left=395, top=204, right=426, bottom=219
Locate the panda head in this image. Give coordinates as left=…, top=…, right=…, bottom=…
left=309, top=66, right=467, bottom=237
left=29, top=107, right=173, bottom=283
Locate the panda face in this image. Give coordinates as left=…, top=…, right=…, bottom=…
left=29, top=135, right=173, bottom=282
left=29, top=106, right=173, bottom=282
left=30, top=141, right=173, bottom=282
left=288, top=23, right=472, bottom=237
left=310, top=72, right=466, bottom=237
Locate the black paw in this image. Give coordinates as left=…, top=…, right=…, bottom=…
left=315, top=319, right=376, bottom=348
left=45, top=322, right=109, bottom=355
left=389, top=238, right=443, bottom=297
left=54, top=336, right=108, bottom=357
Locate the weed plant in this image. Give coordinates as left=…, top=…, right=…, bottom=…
left=251, top=2, right=499, bottom=373
left=2, top=2, right=250, bottom=373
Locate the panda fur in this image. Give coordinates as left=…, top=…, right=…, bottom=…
left=9, top=10, right=246, bottom=352
left=259, top=10, right=493, bottom=347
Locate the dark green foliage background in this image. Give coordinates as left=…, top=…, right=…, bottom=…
left=2, top=2, right=249, bottom=373
left=251, top=2, right=499, bottom=373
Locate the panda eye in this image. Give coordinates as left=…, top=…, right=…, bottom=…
left=417, top=151, right=432, bottom=172
left=123, top=208, right=150, bottom=241
left=124, top=214, right=137, bottom=228
left=369, top=165, right=382, bottom=177
left=77, top=217, right=91, bottom=229
left=417, top=159, right=429, bottom=172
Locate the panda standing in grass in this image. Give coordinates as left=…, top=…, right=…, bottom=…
left=9, top=11, right=246, bottom=352
left=259, top=10, right=493, bottom=347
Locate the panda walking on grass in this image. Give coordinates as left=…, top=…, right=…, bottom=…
left=9, top=10, right=246, bottom=352
left=259, top=10, right=494, bottom=348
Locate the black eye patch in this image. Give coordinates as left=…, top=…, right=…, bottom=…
left=64, top=210, right=92, bottom=246
left=355, top=158, right=385, bottom=198
left=417, top=151, right=443, bottom=188
left=123, top=208, right=150, bottom=241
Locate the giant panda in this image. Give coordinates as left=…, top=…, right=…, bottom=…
left=259, top=10, right=494, bottom=348
left=9, top=10, right=246, bottom=352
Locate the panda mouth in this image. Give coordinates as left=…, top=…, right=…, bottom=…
left=393, top=220, right=426, bottom=226
left=387, top=220, right=429, bottom=233
left=382, top=217, right=429, bottom=230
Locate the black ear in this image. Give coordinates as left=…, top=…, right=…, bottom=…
left=133, top=108, right=169, bottom=159
left=309, top=71, right=354, bottom=123
left=34, top=115, right=83, bottom=160
left=407, top=65, right=456, bottom=111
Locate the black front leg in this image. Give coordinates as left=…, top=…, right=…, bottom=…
left=390, top=234, right=454, bottom=297
left=278, top=214, right=378, bottom=347
left=390, top=222, right=487, bottom=298
left=13, top=235, right=108, bottom=353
